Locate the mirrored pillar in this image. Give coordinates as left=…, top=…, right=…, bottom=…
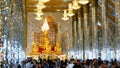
left=83, top=4, right=90, bottom=60
left=78, top=8, right=83, bottom=59
left=91, top=0, right=98, bottom=58
left=115, top=0, right=120, bottom=59
left=101, top=0, right=109, bottom=60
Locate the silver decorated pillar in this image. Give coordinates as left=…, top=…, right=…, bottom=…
left=1, top=0, right=25, bottom=64
left=0, top=10, right=3, bottom=37
left=115, top=0, right=120, bottom=59
left=101, top=0, right=109, bottom=60
left=91, top=0, right=98, bottom=58
left=78, top=8, right=83, bottom=59
left=83, top=4, right=90, bottom=60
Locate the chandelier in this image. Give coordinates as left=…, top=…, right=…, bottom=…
left=67, top=3, right=74, bottom=17
left=72, top=0, right=80, bottom=10
left=35, top=9, right=43, bottom=20
left=79, top=0, right=89, bottom=5
left=35, top=0, right=48, bottom=20
left=36, top=2, right=46, bottom=9
left=62, top=10, right=69, bottom=21
left=35, top=15, right=42, bottom=20
left=39, top=0, right=50, bottom=3
left=35, top=9, right=44, bottom=16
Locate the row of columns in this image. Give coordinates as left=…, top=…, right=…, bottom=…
left=72, top=0, right=120, bottom=60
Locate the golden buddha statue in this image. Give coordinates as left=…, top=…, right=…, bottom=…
left=54, top=42, right=63, bottom=55
left=42, top=38, right=52, bottom=54
left=32, top=42, right=39, bottom=52
left=29, top=42, right=40, bottom=55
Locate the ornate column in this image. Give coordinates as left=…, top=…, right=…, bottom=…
left=91, top=0, right=98, bottom=58
left=72, top=11, right=78, bottom=48
left=78, top=8, right=83, bottom=59
left=2, top=0, right=25, bottom=63
left=101, top=0, right=109, bottom=59
left=0, top=0, right=6, bottom=37
left=72, top=16, right=75, bottom=48
left=0, top=10, right=3, bottom=37
left=9, top=2, right=14, bottom=61
left=115, top=0, right=120, bottom=59
left=83, top=4, right=90, bottom=60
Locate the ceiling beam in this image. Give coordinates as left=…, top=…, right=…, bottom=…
left=26, top=6, right=67, bottom=12
left=26, top=0, right=65, bottom=6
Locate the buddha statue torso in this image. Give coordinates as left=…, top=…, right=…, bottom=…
left=42, top=38, right=51, bottom=54
left=28, top=42, right=40, bottom=55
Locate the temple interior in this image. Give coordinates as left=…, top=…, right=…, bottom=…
left=0, top=0, right=120, bottom=68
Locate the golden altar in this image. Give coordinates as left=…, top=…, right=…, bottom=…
left=28, top=18, right=63, bottom=59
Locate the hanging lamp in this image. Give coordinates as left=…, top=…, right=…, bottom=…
left=36, top=2, right=46, bottom=9
left=35, top=17, right=42, bottom=20
left=72, top=0, right=80, bottom=10
left=62, top=10, right=69, bottom=20
left=35, top=9, right=44, bottom=16
left=35, top=14, right=42, bottom=20
left=79, top=0, right=89, bottom=5
left=67, top=3, right=74, bottom=17
left=39, top=0, right=50, bottom=3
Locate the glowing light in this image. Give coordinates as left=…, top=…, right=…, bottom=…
left=98, top=21, right=101, bottom=26
left=62, top=10, right=69, bottom=20
left=79, top=0, right=89, bottom=5
left=35, top=14, right=42, bottom=20
left=36, top=2, right=46, bottom=9
left=67, top=9, right=74, bottom=17
left=72, top=0, right=80, bottom=10
left=35, top=16, right=42, bottom=20
left=67, top=3, right=74, bottom=17
left=39, top=0, right=50, bottom=3
left=41, top=19, right=49, bottom=31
